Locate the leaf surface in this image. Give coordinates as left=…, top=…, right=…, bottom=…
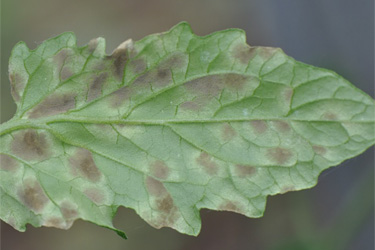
left=1, top=22, right=374, bottom=237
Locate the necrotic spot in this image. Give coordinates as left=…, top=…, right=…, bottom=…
left=60, top=201, right=79, bottom=219
left=219, top=201, right=242, bottom=213
left=251, top=120, right=268, bottom=134
left=156, top=195, right=174, bottom=214
left=196, top=152, right=218, bottom=175
left=84, top=188, right=105, bottom=204
left=108, top=39, right=134, bottom=79
left=267, top=147, right=292, bottom=165
left=222, top=74, right=249, bottom=91
left=323, top=112, right=338, bottom=120
left=69, top=148, right=102, bottom=182
left=273, top=121, right=290, bottom=133
left=28, top=93, right=76, bottom=118
left=146, top=177, right=167, bottom=197
left=0, top=154, right=19, bottom=172
left=9, top=73, right=24, bottom=102
left=235, top=165, right=256, bottom=177
left=281, top=185, right=295, bottom=193
left=232, top=43, right=257, bottom=64
left=184, top=75, right=222, bottom=97
left=312, top=145, right=327, bottom=155
left=60, top=67, right=73, bottom=81
left=150, top=160, right=170, bottom=180
left=222, top=123, right=237, bottom=141
left=110, top=86, right=132, bottom=108
left=87, top=72, right=108, bottom=102
left=11, top=130, right=50, bottom=161
left=18, top=178, right=49, bottom=212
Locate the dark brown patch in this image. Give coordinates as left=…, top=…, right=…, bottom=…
left=196, top=152, right=218, bottom=175
left=232, top=43, right=257, bottom=64
left=156, top=195, right=174, bottom=214
left=180, top=101, right=201, bottom=111
left=87, top=72, right=108, bottom=102
left=150, top=160, right=170, bottom=180
left=60, top=201, right=78, bottom=219
left=235, top=165, right=256, bottom=177
left=281, top=185, right=295, bottom=194
left=222, top=123, right=237, bottom=141
left=9, top=73, right=24, bottom=102
left=323, top=112, right=338, bottom=120
left=129, top=58, right=147, bottom=75
left=43, top=217, right=65, bottom=228
left=108, top=40, right=133, bottom=79
left=69, top=148, right=102, bottom=182
left=184, top=75, right=222, bottom=97
left=251, top=120, right=268, bottom=134
left=0, top=154, right=19, bottom=172
left=146, top=177, right=167, bottom=197
left=84, top=188, right=105, bottom=204
left=53, top=49, right=70, bottom=67
left=258, top=47, right=278, bottom=60
left=219, top=201, right=241, bottom=213
left=267, top=147, right=293, bottom=165
left=273, top=121, right=290, bottom=133
left=60, top=67, right=73, bottom=81
left=11, top=130, right=50, bottom=161
left=28, top=93, right=76, bottom=118
left=110, top=86, right=132, bottom=108
left=88, top=38, right=99, bottom=53
left=18, top=178, right=49, bottom=212
left=223, top=74, right=249, bottom=91
left=154, top=68, right=172, bottom=87
left=312, top=145, right=327, bottom=155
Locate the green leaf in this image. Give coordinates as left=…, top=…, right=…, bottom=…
left=1, top=22, right=374, bottom=237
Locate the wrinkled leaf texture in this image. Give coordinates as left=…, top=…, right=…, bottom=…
left=0, top=22, right=374, bottom=238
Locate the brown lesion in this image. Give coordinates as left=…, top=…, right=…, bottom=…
left=219, top=200, right=243, bottom=213
left=273, top=121, right=291, bottom=133
left=0, top=154, right=20, bottom=172
left=323, top=112, right=338, bottom=121
left=146, top=176, right=168, bottom=197
left=251, top=120, right=268, bottom=134
left=84, top=188, right=105, bottom=205
left=18, top=178, right=49, bottom=213
left=231, top=43, right=257, bottom=64
left=28, top=93, right=76, bottom=118
left=69, top=148, right=102, bottom=182
left=196, top=152, right=219, bottom=175
left=312, top=145, right=327, bottom=155
left=87, top=72, right=108, bottom=102
left=9, top=73, right=25, bottom=102
left=60, top=201, right=79, bottom=219
left=235, top=164, right=256, bottom=177
left=11, top=130, right=51, bottom=161
left=267, top=147, right=293, bottom=165
left=107, top=39, right=134, bottom=80
left=222, top=123, right=237, bottom=141
left=280, top=185, right=295, bottom=194
left=150, top=160, right=170, bottom=180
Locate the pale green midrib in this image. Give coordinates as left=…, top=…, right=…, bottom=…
left=1, top=115, right=374, bottom=137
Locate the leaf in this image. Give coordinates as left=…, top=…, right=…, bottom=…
left=0, top=22, right=374, bottom=238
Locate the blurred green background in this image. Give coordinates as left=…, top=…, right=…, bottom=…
left=1, top=0, right=374, bottom=249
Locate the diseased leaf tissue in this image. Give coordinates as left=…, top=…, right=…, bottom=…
left=0, top=22, right=374, bottom=238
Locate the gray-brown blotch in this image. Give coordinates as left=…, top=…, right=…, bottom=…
left=84, top=188, right=105, bottom=205
left=312, top=145, right=327, bottom=155
left=108, top=39, right=134, bottom=80
left=251, top=120, right=268, bottom=134
left=28, top=93, right=76, bottom=118
left=9, top=73, right=25, bottom=102
left=60, top=201, right=79, bottom=220
left=150, top=160, right=170, bottom=180
left=69, top=148, right=102, bottom=182
left=267, top=147, right=293, bottom=165
left=222, top=123, right=237, bottom=141
left=273, top=121, right=291, bottom=133
left=196, top=152, right=218, bottom=175
left=18, top=178, right=49, bottom=213
left=235, top=164, right=257, bottom=177
left=231, top=43, right=257, bottom=64
left=145, top=176, right=179, bottom=228
left=0, top=154, right=20, bottom=172
left=11, top=130, right=51, bottom=161
left=87, top=72, right=108, bottom=102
